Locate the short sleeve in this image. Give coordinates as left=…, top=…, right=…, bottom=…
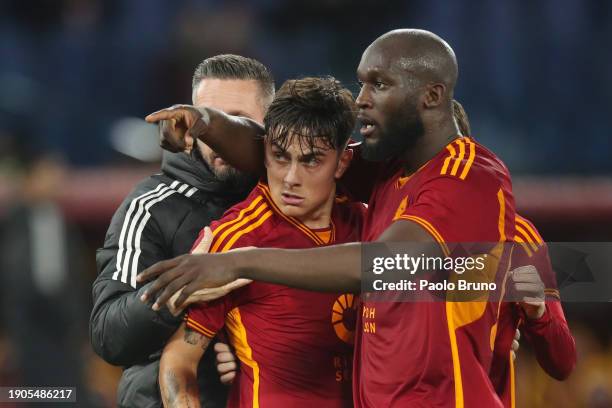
left=393, top=173, right=513, bottom=245
left=185, top=295, right=236, bottom=338
left=184, top=280, right=258, bottom=338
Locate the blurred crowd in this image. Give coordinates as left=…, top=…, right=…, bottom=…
left=1, top=0, right=611, bottom=171
left=0, top=0, right=611, bottom=407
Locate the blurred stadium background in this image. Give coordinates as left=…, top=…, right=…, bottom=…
left=0, top=1, right=611, bottom=407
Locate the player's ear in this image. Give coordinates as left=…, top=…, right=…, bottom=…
left=423, top=83, right=446, bottom=108
left=334, top=148, right=353, bottom=179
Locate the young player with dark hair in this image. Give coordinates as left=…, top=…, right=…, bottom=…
left=158, top=77, right=363, bottom=408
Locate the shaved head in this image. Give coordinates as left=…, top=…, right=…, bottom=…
left=368, top=29, right=458, bottom=98
left=356, top=29, right=460, bottom=162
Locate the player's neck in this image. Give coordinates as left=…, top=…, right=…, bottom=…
left=401, top=119, right=460, bottom=175
left=296, top=187, right=336, bottom=230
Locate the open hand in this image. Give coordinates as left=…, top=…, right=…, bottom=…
left=138, top=253, right=237, bottom=311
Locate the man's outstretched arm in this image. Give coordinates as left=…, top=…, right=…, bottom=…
left=146, top=105, right=266, bottom=175
left=145, top=105, right=381, bottom=202
left=159, top=323, right=211, bottom=408
left=139, top=219, right=437, bottom=310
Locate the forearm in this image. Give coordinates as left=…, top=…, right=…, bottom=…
left=197, top=107, right=266, bottom=175
left=159, top=324, right=210, bottom=408
left=229, top=222, right=438, bottom=292
left=138, top=220, right=439, bottom=308
left=523, top=301, right=576, bottom=380
left=232, top=243, right=363, bottom=292
left=159, top=359, right=200, bottom=408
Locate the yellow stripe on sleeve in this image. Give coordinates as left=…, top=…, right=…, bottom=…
left=450, top=139, right=466, bottom=176
left=459, top=138, right=476, bottom=180
left=440, top=144, right=457, bottom=175
left=544, top=288, right=561, bottom=299
left=515, top=217, right=543, bottom=245
left=185, top=317, right=217, bottom=338
left=211, top=203, right=268, bottom=253
left=211, top=196, right=264, bottom=248
left=221, top=210, right=273, bottom=252
left=515, top=225, right=539, bottom=252
left=514, top=236, right=534, bottom=257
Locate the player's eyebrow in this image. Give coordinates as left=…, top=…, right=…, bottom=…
left=299, top=149, right=327, bottom=160
left=360, top=65, right=397, bottom=85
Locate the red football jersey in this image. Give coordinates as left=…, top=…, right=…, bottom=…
left=186, top=182, right=365, bottom=408
left=354, top=136, right=516, bottom=407
left=490, top=215, right=575, bottom=408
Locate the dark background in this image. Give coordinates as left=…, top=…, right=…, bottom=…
left=0, top=1, right=610, bottom=406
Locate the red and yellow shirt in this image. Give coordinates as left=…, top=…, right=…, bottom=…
left=186, top=182, right=365, bottom=408
left=354, top=137, right=516, bottom=408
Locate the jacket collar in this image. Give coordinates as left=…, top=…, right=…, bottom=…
left=161, top=149, right=256, bottom=199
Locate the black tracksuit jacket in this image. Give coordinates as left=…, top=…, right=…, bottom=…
left=90, top=151, right=254, bottom=407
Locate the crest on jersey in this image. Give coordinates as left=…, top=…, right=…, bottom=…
left=331, top=294, right=358, bottom=344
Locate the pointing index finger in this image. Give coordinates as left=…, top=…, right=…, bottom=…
left=145, top=109, right=185, bottom=124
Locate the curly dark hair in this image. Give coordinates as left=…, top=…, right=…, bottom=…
left=264, top=76, right=356, bottom=152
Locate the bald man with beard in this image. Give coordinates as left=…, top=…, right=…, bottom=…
left=141, top=29, right=521, bottom=407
